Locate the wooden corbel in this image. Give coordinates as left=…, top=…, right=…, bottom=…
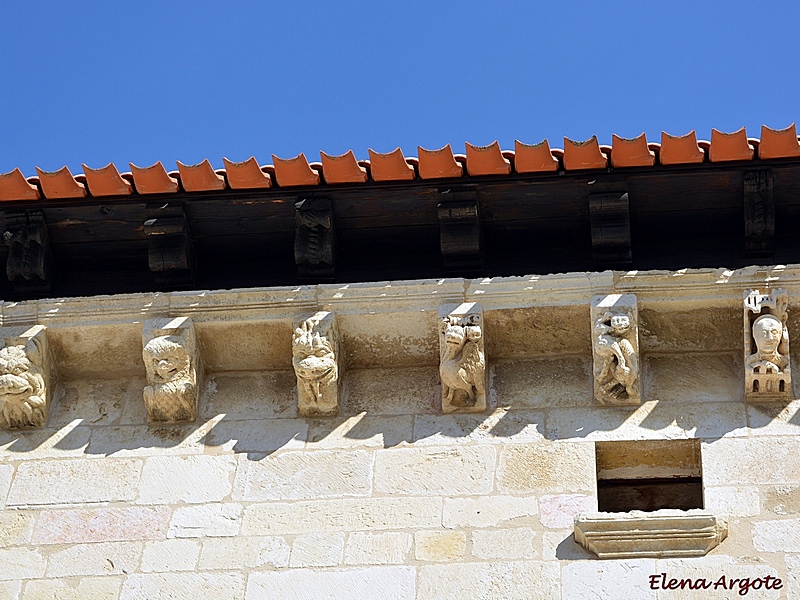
left=588, top=180, right=632, bottom=268
left=2, top=209, right=54, bottom=299
left=294, top=197, right=335, bottom=282
left=144, top=203, right=195, bottom=287
left=743, top=170, right=774, bottom=259
left=437, top=188, right=483, bottom=274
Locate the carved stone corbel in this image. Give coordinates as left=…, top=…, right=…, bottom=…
left=294, top=198, right=335, bottom=282
left=144, top=203, right=195, bottom=287
left=0, top=325, right=55, bottom=429
left=437, top=189, right=483, bottom=274
left=591, top=294, right=641, bottom=405
left=2, top=209, right=54, bottom=299
left=292, top=311, right=341, bottom=416
left=438, top=302, right=487, bottom=413
left=744, top=288, right=790, bottom=401
left=744, top=170, right=775, bottom=258
left=588, top=180, right=632, bottom=268
left=142, top=317, right=202, bottom=422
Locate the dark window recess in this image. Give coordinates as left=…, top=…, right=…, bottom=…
left=595, top=440, right=703, bottom=513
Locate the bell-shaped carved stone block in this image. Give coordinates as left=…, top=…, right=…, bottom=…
left=438, top=302, right=487, bottom=413
left=293, top=311, right=342, bottom=417
left=0, top=325, right=55, bottom=429
left=142, top=317, right=202, bottom=423
left=592, top=294, right=641, bottom=405
left=744, top=288, right=790, bottom=401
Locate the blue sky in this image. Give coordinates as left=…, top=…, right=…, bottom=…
left=2, top=2, right=799, bottom=175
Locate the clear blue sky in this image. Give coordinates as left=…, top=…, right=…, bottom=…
left=2, top=2, right=799, bottom=175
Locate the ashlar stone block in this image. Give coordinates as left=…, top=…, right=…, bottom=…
left=293, top=311, right=342, bottom=417
left=142, top=317, right=202, bottom=422
left=591, top=294, right=640, bottom=405
left=744, top=288, right=791, bottom=401
left=438, top=302, right=487, bottom=413
left=0, top=325, right=55, bottom=429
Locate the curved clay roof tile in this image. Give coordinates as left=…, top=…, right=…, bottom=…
left=319, top=150, right=368, bottom=184
left=82, top=163, right=133, bottom=196
left=176, top=160, right=226, bottom=192
left=758, top=124, right=800, bottom=159
left=35, top=166, right=87, bottom=199
left=563, top=136, right=607, bottom=170
left=129, top=162, right=180, bottom=194
left=367, top=148, right=415, bottom=181
left=611, top=133, right=656, bottom=168
left=271, top=153, right=321, bottom=187
left=709, top=128, right=754, bottom=163
left=659, top=132, right=705, bottom=165
left=464, top=141, right=511, bottom=176
left=417, top=144, right=463, bottom=179
left=222, top=157, right=272, bottom=189
left=514, top=139, right=558, bottom=173
left=0, top=168, right=41, bottom=201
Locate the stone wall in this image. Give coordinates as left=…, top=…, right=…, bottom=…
left=1, top=267, right=799, bottom=599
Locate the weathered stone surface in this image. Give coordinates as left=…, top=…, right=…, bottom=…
left=48, top=322, right=144, bottom=378
left=747, top=399, right=800, bottom=435
left=561, top=559, right=656, bottom=600
left=375, top=446, right=495, bottom=496
left=168, top=503, right=242, bottom=538
left=306, top=414, right=412, bottom=450
left=492, top=357, right=593, bottom=409
left=48, top=379, right=128, bottom=428
left=33, top=506, right=170, bottom=544
left=196, top=320, right=293, bottom=372
left=121, top=573, right=244, bottom=600
left=22, top=577, right=121, bottom=600
left=765, top=485, right=800, bottom=515
left=233, top=450, right=372, bottom=501
left=246, top=566, right=416, bottom=600
left=541, top=530, right=593, bottom=561
left=242, top=497, right=441, bottom=536
left=703, top=437, right=800, bottom=485
left=6, top=458, right=142, bottom=506
left=547, top=402, right=747, bottom=441
left=497, top=442, right=595, bottom=494
left=45, top=541, right=142, bottom=577
left=472, top=528, right=537, bottom=559
left=0, top=425, right=91, bottom=463
left=203, top=417, right=308, bottom=454
left=86, top=422, right=208, bottom=458
left=643, top=353, right=743, bottom=404
left=540, top=494, right=596, bottom=529
left=753, top=518, right=800, bottom=552
left=638, top=306, right=740, bottom=352
left=415, top=530, right=466, bottom=561
left=0, top=464, right=13, bottom=507
left=137, top=455, right=235, bottom=504
left=198, top=536, right=290, bottom=570
left=0, top=548, right=45, bottom=580
left=289, top=532, right=345, bottom=567
left=443, top=495, right=537, bottom=529
left=344, top=532, right=412, bottom=565
left=412, top=409, right=545, bottom=446
left=704, top=486, right=760, bottom=517
left=141, top=539, right=200, bottom=573
left=485, top=305, right=591, bottom=358
left=418, top=561, right=560, bottom=600
left=201, top=371, right=296, bottom=421
left=655, top=556, right=782, bottom=600
left=0, top=582, right=19, bottom=600
left=343, top=367, right=439, bottom=415
left=0, top=513, right=33, bottom=548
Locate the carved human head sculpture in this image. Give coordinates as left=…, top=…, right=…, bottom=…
left=0, top=343, right=46, bottom=428
left=610, top=314, right=630, bottom=335
left=292, top=321, right=336, bottom=382
left=143, top=336, right=190, bottom=383
left=752, top=314, right=784, bottom=356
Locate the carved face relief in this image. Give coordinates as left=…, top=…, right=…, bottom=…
left=610, top=314, right=630, bottom=335
left=292, top=331, right=336, bottom=382
left=143, top=337, right=190, bottom=383
left=0, top=344, right=46, bottom=428
left=753, top=314, right=783, bottom=356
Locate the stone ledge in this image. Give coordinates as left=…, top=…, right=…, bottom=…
left=573, top=509, right=727, bottom=559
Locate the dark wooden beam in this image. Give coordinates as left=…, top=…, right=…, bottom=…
left=2, top=209, right=53, bottom=299
left=144, top=203, right=195, bottom=288
left=744, top=170, right=775, bottom=259
left=588, top=180, right=632, bottom=268
left=295, top=197, right=335, bottom=282
left=438, top=189, right=483, bottom=275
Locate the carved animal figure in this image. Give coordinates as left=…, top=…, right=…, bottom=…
left=143, top=336, right=196, bottom=422
left=292, top=319, right=338, bottom=408
left=440, top=322, right=485, bottom=408
left=594, top=311, right=638, bottom=401
left=0, top=344, right=46, bottom=428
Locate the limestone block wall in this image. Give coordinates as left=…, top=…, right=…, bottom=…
left=0, top=268, right=799, bottom=599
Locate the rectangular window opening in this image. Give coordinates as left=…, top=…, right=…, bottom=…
left=595, top=440, right=703, bottom=513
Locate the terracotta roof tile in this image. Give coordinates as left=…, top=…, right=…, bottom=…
left=222, top=157, right=272, bottom=189
left=563, top=136, right=607, bottom=170
left=35, top=166, right=87, bottom=199
left=514, top=139, right=558, bottom=173
left=271, top=153, right=321, bottom=187
left=0, top=168, right=41, bottom=201
left=709, top=127, right=754, bottom=163
left=367, top=148, right=415, bottom=181
left=611, top=133, right=656, bottom=168
left=177, top=159, right=226, bottom=192
left=659, top=131, right=704, bottom=165
left=417, top=144, right=463, bottom=179
left=319, top=150, right=368, bottom=184
left=129, top=162, right=180, bottom=194
left=465, top=141, right=511, bottom=176
left=82, top=163, right=133, bottom=197
left=758, top=124, right=800, bottom=159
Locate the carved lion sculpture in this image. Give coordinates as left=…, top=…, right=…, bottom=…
left=440, top=322, right=485, bottom=408
left=292, top=319, right=338, bottom=410
left=0, top=344, right=47, bottom=428
left=143, top=336, right=196, bottom=422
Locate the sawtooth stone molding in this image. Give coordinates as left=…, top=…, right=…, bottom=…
left=574, top=510, right=728, bottom=559
left=744, top=288, right=791, bottom=401
left=0, top=324, right=54, bottom=429
left=438, top=302, right=487, bottom=413
left=142, top=317, right=202, bottom=423
left=293, top=311, right=342, bottom=417
left=591, top=294, right=640, bottom=405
